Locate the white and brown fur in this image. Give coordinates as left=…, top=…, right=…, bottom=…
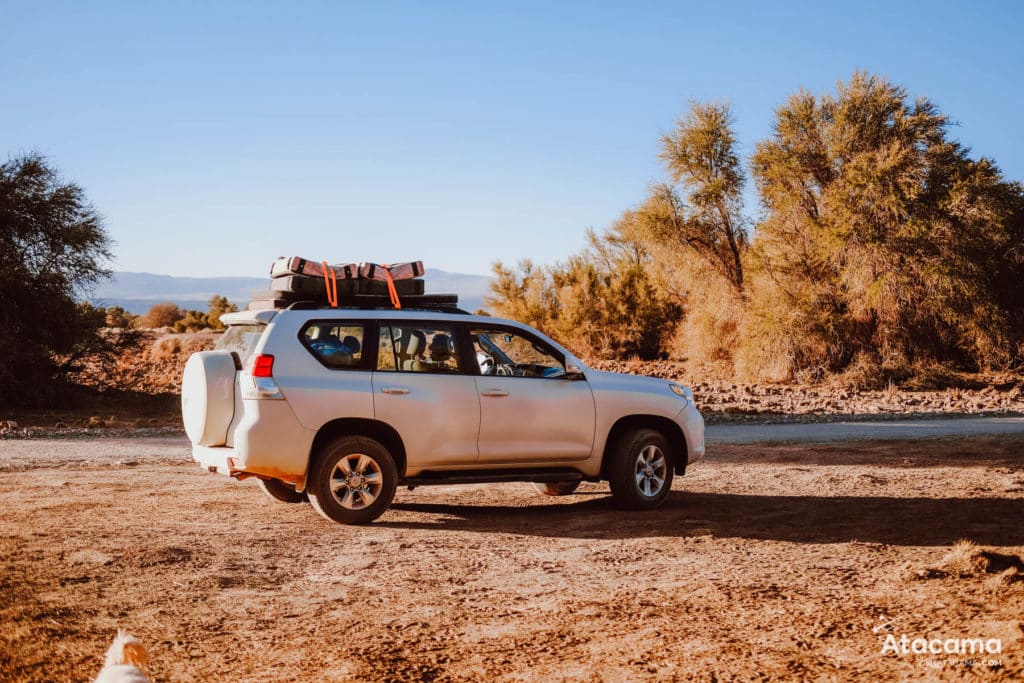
left=94, top=629, right=152, bottom=683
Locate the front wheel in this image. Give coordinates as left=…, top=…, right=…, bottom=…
left=307, top=436, right=398, bottom=524
left=607, top=428, right=674, bottom=510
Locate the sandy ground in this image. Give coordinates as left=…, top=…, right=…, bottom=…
left=1, top=436, right=1022, bottom=682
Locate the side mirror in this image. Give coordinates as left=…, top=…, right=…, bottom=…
left=565, top=363, right=584, bottom=379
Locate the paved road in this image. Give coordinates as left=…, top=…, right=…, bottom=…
left=3, top=419, right=1023, bottom=466
left=707, top=416, right=1024, bottom=445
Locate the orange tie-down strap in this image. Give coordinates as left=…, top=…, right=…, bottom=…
left=383, top=267, right=402, bottom=309
left=321, top=260, right=338, bottom=308
left=320, top=260, right=400, bottom=309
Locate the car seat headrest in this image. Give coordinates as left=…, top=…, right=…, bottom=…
left=395, top=329, right=424, bottom=357
left=429, top=333, right=453, bottom=361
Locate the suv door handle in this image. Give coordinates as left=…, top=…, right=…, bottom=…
left=381, top=386, right=410, bottom=395
left=481, top=389, right=509, bottom=397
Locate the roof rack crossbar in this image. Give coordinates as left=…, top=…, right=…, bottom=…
left=284, top=293, right=469, bottom=314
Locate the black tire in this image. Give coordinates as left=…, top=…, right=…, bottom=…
left=532, top=480, right=582, bottom=496
left=607, top=428, right=674, bottom=510
left=307, top=436, right=398, bottom=525
left=256, top=477, right=307, bottom=504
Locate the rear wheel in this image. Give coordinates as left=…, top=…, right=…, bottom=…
left=257, top=478, right=307, bottom=504
left=307, top=436, right=397, bottom=525
left=607, top=428, right=673, bottom=510
left=532, top=480, right=581, bottom=496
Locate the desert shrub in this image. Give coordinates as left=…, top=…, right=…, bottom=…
left=141, top=302, right=184, bottom=329
left=664, top=258, right=742, bottom=368
left=488, top=228, right=680, bottom=360
left=488, top=259, right=558, bottom=336
left=152, top=336, right=183, bottom=359
left=103, top=306, right=138, bottom=328
left=174, top=310, right=210, bottom=333
left=731, top=265, right=824, bottom=382
left=548, top=246, right=680, bottom=360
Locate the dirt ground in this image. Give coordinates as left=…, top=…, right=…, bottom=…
left=1, top=435, right=1022, bottom=682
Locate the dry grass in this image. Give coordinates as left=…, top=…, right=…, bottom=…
left=901, top=362, right=986, bottom=391
left=936, top=539, right=993, bottom=576
left=911, top=540, right=1024, bottom=582
left=988, top=567, right=1024, bottom=589
left=624, top=354, right=644, bottom=374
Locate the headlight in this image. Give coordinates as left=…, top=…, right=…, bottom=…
left=669, top=383, right=693, bottom=402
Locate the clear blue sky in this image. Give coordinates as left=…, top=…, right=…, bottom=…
left=3, top=1, right=1022, bottom=278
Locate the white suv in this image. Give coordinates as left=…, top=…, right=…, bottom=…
left=182, top=304, right=704, bottom=524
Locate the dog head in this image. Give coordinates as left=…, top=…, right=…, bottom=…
left=103, top=629, right=148, bottom=669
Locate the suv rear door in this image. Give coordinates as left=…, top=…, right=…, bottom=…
left=372, top=322, right=481, bottom=468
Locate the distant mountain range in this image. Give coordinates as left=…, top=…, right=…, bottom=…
left=84, top=269, right=493, bottom=314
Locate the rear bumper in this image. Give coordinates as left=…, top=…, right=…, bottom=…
left=192, top=444, right=237, bottom=476
left=191, top=399, right=316, bottom=489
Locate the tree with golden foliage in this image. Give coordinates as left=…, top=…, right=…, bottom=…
left=489, top=73, right=1024, bottom=382
left=657, top=102, right=748, bottom=294
left=206, top=295, right=238, bottom=330
left=607, top=102, right=750, bottom=366
left=747, top=72, right=1024, bottom=381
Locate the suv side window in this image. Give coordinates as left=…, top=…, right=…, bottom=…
left=378, top=324, right=462, bottom=374
left=471, top=327, right=566, bottom=378
left=376, top=326, right=398, bottom=371
left=300, top=321, right=368, bottom=370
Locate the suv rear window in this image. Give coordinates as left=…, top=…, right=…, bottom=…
left=300, top=321, right=367, bottom=369
left=378, top=324, right=461, bottom=373
left=215, top=324, right=265, bottom=367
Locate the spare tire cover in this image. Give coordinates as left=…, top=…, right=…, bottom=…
left=181, top=351, right=237, bottom=447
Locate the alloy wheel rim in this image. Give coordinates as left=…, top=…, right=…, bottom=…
left=329, top=453, right=383, bottom=510
left=634, top=444, right=667, bottom=497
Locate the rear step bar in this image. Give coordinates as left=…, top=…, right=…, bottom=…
left=400, top=469, right=586, bottom=488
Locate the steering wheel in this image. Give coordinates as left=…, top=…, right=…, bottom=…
left=496, top=363, right=514, bottom=376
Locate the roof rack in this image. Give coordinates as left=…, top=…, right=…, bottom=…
left=285, top=293, right=470, bottom=314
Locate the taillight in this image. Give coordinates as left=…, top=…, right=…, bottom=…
left=251, top=354, right=274, bottom=377
left=244, top=354, right=284, bottom=400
